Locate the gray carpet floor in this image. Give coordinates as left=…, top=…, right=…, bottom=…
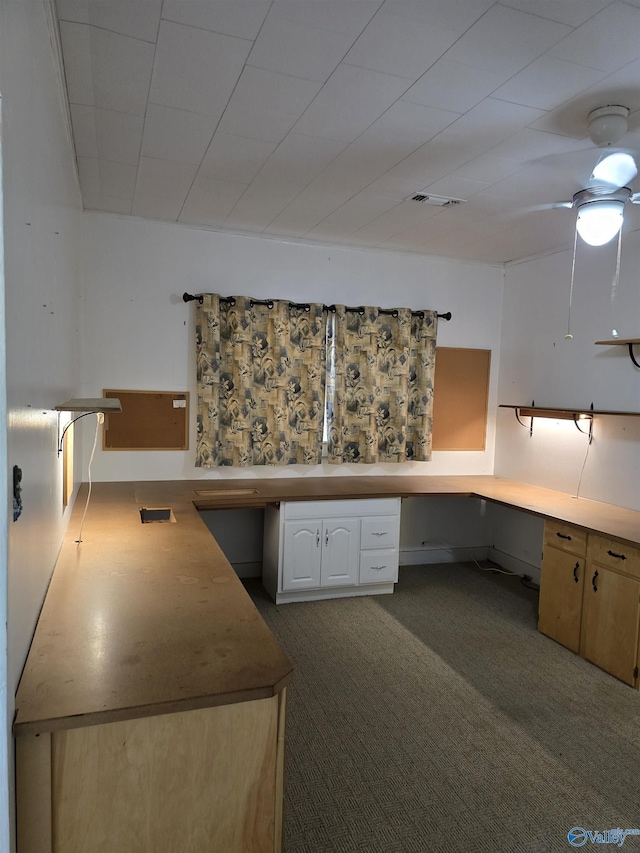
left=247, top=563, right=640, bottom=853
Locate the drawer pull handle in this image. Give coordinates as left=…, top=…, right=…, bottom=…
left=607, top=549, right=626, bottom=561
left=556, top=532, right=572, bottom=540
left=592, top=570, right=599, bottom=592
left=316, top=530, right=320, bottom=548
left=573, top=562, right=579, bottom=583
left=371, top=565, right=387, bottom=571
left=372, top=531, right=388, bottom=536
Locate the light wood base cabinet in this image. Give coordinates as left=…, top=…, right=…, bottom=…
left=538, top=520, right=587, bottom=654
left=581, top=535, right=640, bottom=687
left=16, top=691, right=287, bottom=853
left=539, top=521, right=640, bottom=688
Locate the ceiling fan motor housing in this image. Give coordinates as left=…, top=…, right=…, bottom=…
left=587, top=105, right=629, bottom=147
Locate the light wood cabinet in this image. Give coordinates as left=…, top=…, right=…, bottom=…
left=539, top=524, right=640, bottom=688
left=538, top=543, right=585, bottom=653
left=263, top=498, right=401, bottom=604
left=580, top=534, right=640, bottom=687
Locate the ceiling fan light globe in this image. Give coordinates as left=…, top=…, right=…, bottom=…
left=576, top=201, right=624, bottom=246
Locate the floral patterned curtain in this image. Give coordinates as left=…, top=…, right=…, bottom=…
left=325, top=307, right=438, bottom=464
left=196, top=295, right=325, bottom=467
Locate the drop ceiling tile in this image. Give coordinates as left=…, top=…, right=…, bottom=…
left=401, top=59, right=506, bottom=114
left=293, top=63, right=412, bottom=142
left=70, top=104, right=99, bottom=159
left=136, top=158, right=198, bottom=199
left=486, top=128, right=579, bottom=163
left=445, top=5, right=572, bottom=77
left=343, top=11, right=459, bottom=79
left=305, top=191, right=400, bottom=241
left=199, top=133, right=277, bottom=183
left=217, top=66, right=322, bottom=142
left=381, top=0, right=495, bottom=32
left=441, top=99, right=547, bottom=150
left=77, top=157, right=137, bottom=199
left=492, top=56, right=609, bottom=111
left=273, top=1, right=381, bottom=36
left=132, top=193, right=185, bottom=221
left=76, top=157, right=101, bottom=197
left=247, top=16, right=354, bottom=82
left=348, top=199, right=441, bottom=246
left=224, top=177, right=303, bottom=231
left=82, top=194, right=133, bottom=214
left=94, top=108, right=144, bottom=165
left=453, top=154, right=524, bottom=184
left=179, top=176, right=249, bottom=226
left=258, top=134, right=347, bottom=185
left=149, top=21, right=251, bottom=116
left=141, top=104, right=218, bottom=164
left=264, top=189, right=343, bottom=237
left=499, top=0, right=612, bottom=27
left=60, top=22, right=155, bottom=115
left=161, top=0, right=271, bottom=40
left=420, top=176, right=489, bottom=201
left=547, top=3, right=640, bottom=71
left=366, top=101, right=461, bottom=143
left=57, top=0, right=162, bottom=42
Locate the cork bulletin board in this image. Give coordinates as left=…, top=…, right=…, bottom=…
left=103, top=390, right=189, bottom=450
left=432, top=348, right=491, bottom=451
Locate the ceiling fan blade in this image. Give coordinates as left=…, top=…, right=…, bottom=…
left=631, top=193, right=640, bottom=203
left=589, top=151, right=638, bottom=188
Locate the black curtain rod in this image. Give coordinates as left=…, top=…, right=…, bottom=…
left=183, top=293, right=451, bottom=321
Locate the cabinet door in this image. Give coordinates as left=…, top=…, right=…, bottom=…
left=282, top=521, right=322, bottom=591
left=538, top=545, right=585, bottom=653
left=580, top=566, right=640, bottom=686
left=321, top=519, right=360, bottom=588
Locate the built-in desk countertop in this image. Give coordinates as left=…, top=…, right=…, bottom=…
left=14, top=475, right=640, bottom=739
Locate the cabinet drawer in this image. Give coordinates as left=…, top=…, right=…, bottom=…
left=587, top=534, right=640, bottom=579
left=284, top=497, right=400, bottom=520
left=544, top=520, right=587, bottom=557
left=359, top=550, right=398, bottom=585
left=361, top=517, right=399, bottom=550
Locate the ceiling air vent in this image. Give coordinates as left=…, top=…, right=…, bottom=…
left=410, top=193, right=465, bottom=207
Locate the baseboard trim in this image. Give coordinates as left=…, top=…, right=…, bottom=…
left=231, top=561, right=263, bottom=579
left=399, top=545, right=489, bottom=566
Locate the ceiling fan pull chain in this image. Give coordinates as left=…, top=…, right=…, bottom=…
left=610, top=228, right=623, bottom=338
left=565, top=227, right=579, bottom=340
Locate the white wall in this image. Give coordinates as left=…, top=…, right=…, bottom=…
left=495, top=228, right=640, bottom=513
left=79, top=212, right=504, bottom=481
left=1, top=0, right=82, bottom=847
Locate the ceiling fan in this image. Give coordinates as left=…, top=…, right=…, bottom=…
left=548, top=105, right=640, bottom=246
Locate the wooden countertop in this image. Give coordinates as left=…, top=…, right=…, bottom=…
left=13, top=482, right=293, bottom=736
left=14, top=475, right=640, bottom=737
left=183, top=475, right=640, bottom=547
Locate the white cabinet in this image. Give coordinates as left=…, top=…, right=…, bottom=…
left=281, top=518, right=359, bottom=591
left=263, top=498, right=401, bottom=604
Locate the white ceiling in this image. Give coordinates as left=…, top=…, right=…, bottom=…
left=54, top=0, right=640, bottom=263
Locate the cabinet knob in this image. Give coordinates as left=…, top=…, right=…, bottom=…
left=316, top=530, right=320, bottom=547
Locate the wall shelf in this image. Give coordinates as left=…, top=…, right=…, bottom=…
left=594, top=338, right=640, bottom=369
left=499, top=403, right=640, bottom=440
